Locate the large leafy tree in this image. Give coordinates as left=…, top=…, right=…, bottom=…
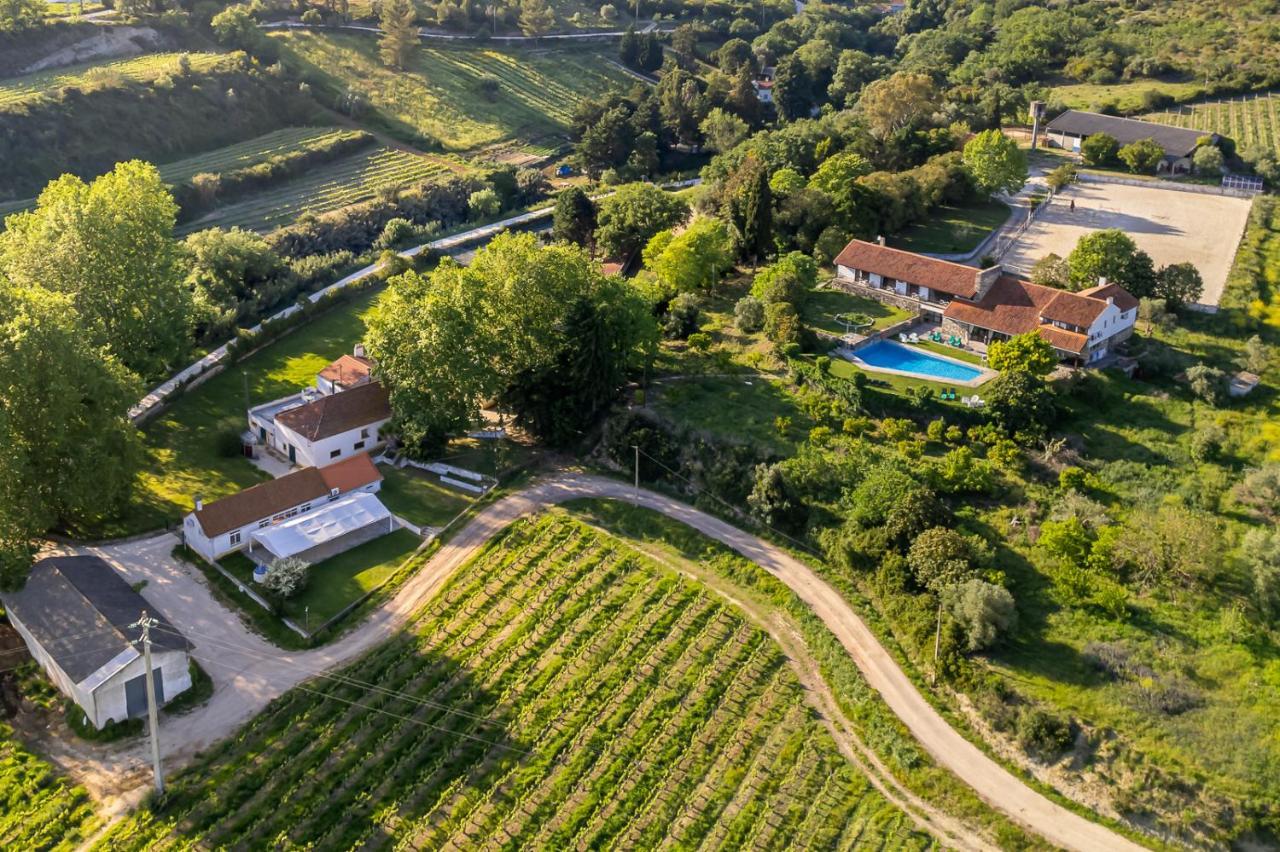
left=0, top=161, right=192, bottom=379
left=1154, top=262, right=1204, bottom=310
left=643, top=217, right=733, bottom=292
left=858, top=72, right=938, bottom=140
left=987, top=331, right=1056, bottom=376
left=962, top=129, right=1028, bottom=196
left=379, top=0, right=419, bottom=69
left=368, top=233, right=654, bottom=451
left=1067, top=229, right=1156, bottom=295
left=0, top=285, right=142, bottom=589
left=1117, top=138, right=1164, bottom=175
left=595, top=183, right=689, bottom=258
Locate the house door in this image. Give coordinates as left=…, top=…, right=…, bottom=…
left=258, top=426, right=266, bottom=442
left=287, top=444, right=296, bottom=463
left=124, top=668, right=165, bottom=718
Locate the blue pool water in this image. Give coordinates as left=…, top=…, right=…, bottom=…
left=854, top=340, right=982, bottom=382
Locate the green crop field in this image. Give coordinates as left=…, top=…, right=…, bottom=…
left=155, top=126, right=360, bottom=185
left=0, top=724, right=100, bottom=848
left=96, top=515, right=930, bottom=850
left=0, top=52, right=222, bottom=108
left=177, top=146, right=458, bottom=234
left=269, top=32, right=635, bottom=153
left=1145, top=92, right=1280, bottom=156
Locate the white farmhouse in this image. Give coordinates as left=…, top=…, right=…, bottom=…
left=249, top=379, right=391, bottom=469
left=2, top=556, right=193, bottom=730
left=183, top=453, right=384, bottom=562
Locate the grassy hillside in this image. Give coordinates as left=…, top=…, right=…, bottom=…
left=269, top=32, right=636, bottom=154
left=96, top=515, right=933, bottom=850
left=0, top=52, right=320, bottom=200
left=0, top=51, right=222, bottom=108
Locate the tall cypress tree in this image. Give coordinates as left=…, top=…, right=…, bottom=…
left=619, top=24, right=639, bottom=68
left=552, top=186, right=598, bottom=247
left=724, top=154, right=772, bottom=265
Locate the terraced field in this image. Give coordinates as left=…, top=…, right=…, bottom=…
left=0, top=724, right=100, bottom=849
left=0, top=52, right=222, bottom=108
left=155, top=127, right=361, bottom=184
left=1145, top=92, right=1280, bottom=156
left=96, top=516, right=930, bottom=849
left=269, top=32, right=635, bottom=153
left=177, top=146, right=458, bottom=234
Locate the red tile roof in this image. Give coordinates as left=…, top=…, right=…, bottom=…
left=319, top=354, right=372, bottom=387
left=192, top=454, right=382, bottom=537
left=1078, top=282, right=1140, bottom=313
left=276, top=382, right=391, bottom=442
left=943, top=276, right=1116, bottom=355
left=833, top=239, right=982, bottom=298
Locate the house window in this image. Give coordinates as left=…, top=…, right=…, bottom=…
left=354, top=441, right=366, bottom=450
left=329, top=487, right=340, bottom=501
left=258, top=519, right=270, bottom=529
left=360, top=428, right=370, bottom=439
left=301, top=503, right=311, bottom=512
left=230, top=531, right=241, bottom=546
left=330, top=449, right=341, bottom=459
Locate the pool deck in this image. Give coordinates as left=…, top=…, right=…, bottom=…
left=840, top=340, right=997, bottom=388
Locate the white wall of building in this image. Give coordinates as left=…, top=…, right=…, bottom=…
left=184, top=479, right=383, bottom=562
left=275, top=418, right=390, bottom=470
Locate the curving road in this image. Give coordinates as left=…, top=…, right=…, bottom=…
left=64, top=474, right=1140, bottom=849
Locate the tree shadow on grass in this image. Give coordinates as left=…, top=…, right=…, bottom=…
left=151, top=636, right=524, bottom=848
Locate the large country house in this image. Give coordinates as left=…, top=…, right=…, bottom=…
left=247, top=347, right=392, bottom=469
left=834, top=239, right=1138, bottom=365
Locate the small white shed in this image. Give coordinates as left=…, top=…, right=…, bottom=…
left=1, top=556, right=193, bottom=730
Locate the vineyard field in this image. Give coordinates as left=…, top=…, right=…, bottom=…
left=97, top=515, right=931, bottom=850
left=269, top=32, right=635, bottom=153
left=177, top=146, right=459, bottom=234
left=1144, top=92, right=1280, bottom=156
left=155, top=127, right=362, bottom=185
left=0, top=52, right=223, bottom=108
left=0, top=724, right=100, bottom=849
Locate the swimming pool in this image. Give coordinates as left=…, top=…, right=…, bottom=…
left=852, top=340, right=983, bottom=382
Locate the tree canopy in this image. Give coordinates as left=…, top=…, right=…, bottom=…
left=0, top=161, right=192, bottom=379
left=595, top=183, right=689, bottom=259
left=367, top=233, right=655, bottom=451
left=962, top=129, right=1028, bottom=196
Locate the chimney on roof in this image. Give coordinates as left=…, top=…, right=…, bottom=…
left=194, top=496, right=204, bottom=512
left=1098, top=276, right=1107, bottom=287
left=877, top=235, right=886, bottom=247
left=974, top=265, right=1002, bottom=300
left=1105, top=296, right=1114, bottom=305
left=354, top=343, right=366, bottom=359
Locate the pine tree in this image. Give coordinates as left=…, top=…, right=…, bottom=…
left=379, top=0, right=418, bottom=69
left=639, top=31, right=663, bottom=73
left=552, top=186, right=598, bottom=247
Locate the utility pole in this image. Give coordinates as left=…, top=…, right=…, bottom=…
left=131, top=611, right=165, bottom=796
left=931, top=601, right=942, bottom=686
left=242, top=370, right=251, bottom=414
left=632, top=445, right=640, bottom=492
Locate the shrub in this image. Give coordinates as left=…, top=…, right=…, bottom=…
left=1082, top=641, right=1133, bottom=679
left=733, top=295, right=764, bottom=331
left=945, top=579, right=1017, bottom=652
left=468, top=187, right=502, bottom=218
left=261, top=556, right=309, bottom=598
left=1058, top=466, right=1089, bottom=491
left=1127, top=676, right=1203, bottom=716
left=375, top=217, right=416, bottom=250
left=1080, top=132, right=1118, bottom=166
left=216, top=428, right=245, bottom=458
left=663, top=292, right=701, bottom=340
left=1186, top=363, right=1228, bottom=405
left=1015, top=707, right=1073, bottom=759
left=907, top=527, right=978, bottom=591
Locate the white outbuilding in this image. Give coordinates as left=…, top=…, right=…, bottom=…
left=1, top=556, right=193, bottom=730
left=248, top=490, right=394, bottom=565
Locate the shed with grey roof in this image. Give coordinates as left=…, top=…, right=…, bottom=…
left=1, top=556, right=193, bottom=730
left=1043, top=110, right=1215, bottom=173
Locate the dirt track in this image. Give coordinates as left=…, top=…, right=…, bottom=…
left=58, top=473, right=1141, bottom=850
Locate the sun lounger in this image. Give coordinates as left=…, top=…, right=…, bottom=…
left=908, top=333, right=920, bottom=343
left=899, top=333, right=909, bottom=342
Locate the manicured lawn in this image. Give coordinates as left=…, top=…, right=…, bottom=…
left=377, top=464, right=478, bottom=529
left=285, top=528, right=422, bottom=624
left=801, top=287, right=914, bottom=336
left=269, top=32, right=634, bottom=153
left=220, top=528, right=423, bottom=631
left=80, top=289, right=384, bottom=539
left=913, top=338, right=986, bottom=365
left=650, top=374, right=814, bottom=453
left=889, top=200, right=1011, bottom=255
left=827, top=355, right=977, bottom=396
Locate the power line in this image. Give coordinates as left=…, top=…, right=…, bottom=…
left=192, top=652, right=530, bottom=755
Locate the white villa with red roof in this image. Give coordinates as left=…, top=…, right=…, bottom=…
left=247, top=346, right=392, bottom=468
left=834, top=239, right=1138, bottom=365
